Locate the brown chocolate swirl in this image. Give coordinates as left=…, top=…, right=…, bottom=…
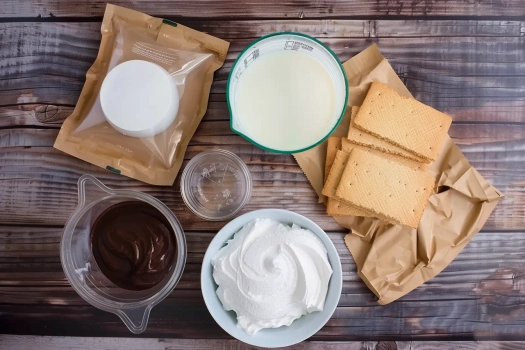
left=91, top=201, right=176, bottom=291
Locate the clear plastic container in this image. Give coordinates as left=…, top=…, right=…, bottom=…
left=180, top=149, right=252, bottom=221
left=60, top=175, right=186, bottom=334
left=227, top=32, right=348, bottom=154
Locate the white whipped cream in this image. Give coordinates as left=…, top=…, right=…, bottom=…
left=212, top=218, right=333, bottom=335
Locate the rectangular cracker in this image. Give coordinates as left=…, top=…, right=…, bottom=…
left=323, top=151, right=373, bottom=217
left=335, top=148, right=435, bottom=228
left=326, top=197, right=399, bottom=225
left=334, top=140, right=426, bottom=221
left=326, top=197, right=371, bottom=217
left=347, top=106, right=427, bottom=163
left=353, top=82, right=452, bottom=162
left=324, top=137, right=342, bottom=183
left=322, top=150, right=348, bottom=199
left=341, top=138, right=428, bottom=173
left=323, top=150, right=400, bottom=222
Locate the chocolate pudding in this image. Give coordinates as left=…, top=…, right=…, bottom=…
left=91, top=201, right=176, bottom=291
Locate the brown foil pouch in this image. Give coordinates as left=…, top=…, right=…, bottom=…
left=54, top=4, right=229, bottom=185
left=294, top=44, right=503, bottom=304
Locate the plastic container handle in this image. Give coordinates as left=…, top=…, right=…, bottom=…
left=77, top=174, right=115, bottom=209
left=117, top=305, right=153, bottom=334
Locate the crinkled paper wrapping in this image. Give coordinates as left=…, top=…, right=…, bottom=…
left=294, top=44, right=503, bottom=304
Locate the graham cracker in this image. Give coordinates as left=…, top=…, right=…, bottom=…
left=341, top=138, right=427, bottom=172
left=353, top=82, right=452, bottom=162
left=335, top=148, right=435, bottom=228
left=326, top=197, right=374, bottom=217
left=323, top=151, right=373, bottom=217
left=323, top=149, right=399, bottom=222
left=324, top=137, right=342, bottom=183
left=327, top=197, right=399, bottom=224
left=347, top=106, right=427, bottom=163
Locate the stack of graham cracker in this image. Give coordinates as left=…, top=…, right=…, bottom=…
left=322, top=82, right=452, bottom=228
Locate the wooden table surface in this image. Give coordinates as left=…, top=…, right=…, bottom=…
left=1, top=0, right=525, bottom=348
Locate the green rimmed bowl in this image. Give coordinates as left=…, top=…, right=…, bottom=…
left=227, top=32, right=348, bottom=154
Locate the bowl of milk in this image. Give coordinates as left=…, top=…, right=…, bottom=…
left=227, top=32, right=348, bottom=153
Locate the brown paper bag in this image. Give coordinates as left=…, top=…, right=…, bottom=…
left=54, top=4, right=229, bottom=185
left=294, top=44, right=503, bottom=304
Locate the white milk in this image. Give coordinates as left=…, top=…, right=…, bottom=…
left=235, top=50, right=336, bottom=151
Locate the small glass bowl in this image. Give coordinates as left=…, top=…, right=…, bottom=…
left=180, top=149, right=252, bottom=221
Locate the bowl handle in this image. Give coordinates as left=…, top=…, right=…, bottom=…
left=117, top=305, right=152, bottom=334
left=77, top=174, right=115, bottom=209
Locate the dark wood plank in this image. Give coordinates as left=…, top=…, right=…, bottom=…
left=1, top=12, right=525, bottom=343
left=0, top=120, right=521, bottom=231
left=0, top=336, right=367, bottom=350
left=1, top=336, right=525, bottom=350
left=2, top=21, right=525, bottom=126
left=4, top=21, right=524, bottom=232
left=0, top=145, right=336, bottom=232
left=0, top=144, right=516, bottom=231
left=2, top=0, right=525, bottom=19
left=2, top=225, right=525, bottom=339
left=4, top=123, right=525, bottom=148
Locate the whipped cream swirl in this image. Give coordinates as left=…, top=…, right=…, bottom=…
left=212, top=218, right=333, bottom=334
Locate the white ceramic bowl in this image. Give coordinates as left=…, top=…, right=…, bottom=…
left=201, top=209, right=342, bottom=348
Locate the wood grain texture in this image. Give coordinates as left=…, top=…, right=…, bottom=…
left=0, top=146, right=515, bottom=231
left=1, top=20, right=523, bottom=233
left=1, top=336, right=525, bottom=350
left=1, top=1, right=525, bottom=343
left=0, top=125, right=521, bottom=231
left=2, top=225, right=525, bottom=338
left=2, top=21, right=525, bottom=124
left=2, top=0, right=525, bottom=18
